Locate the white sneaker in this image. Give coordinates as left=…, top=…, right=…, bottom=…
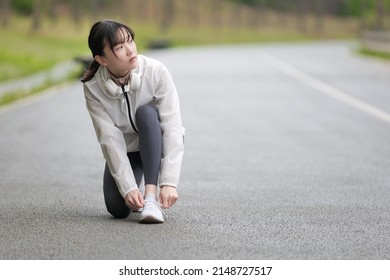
left=139, top=199, right=164, bottom=223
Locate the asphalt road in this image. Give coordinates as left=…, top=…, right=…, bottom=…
left=1, top=41, right=389, bottom=260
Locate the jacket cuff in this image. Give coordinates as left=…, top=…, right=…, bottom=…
left=159, top=183, right=178, bottom=188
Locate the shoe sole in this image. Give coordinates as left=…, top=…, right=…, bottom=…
left=139, top=215, right=164, bottom=224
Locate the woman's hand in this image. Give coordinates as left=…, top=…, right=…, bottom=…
left=125, top=189, right=144, bottom=210
left=159, top=186, right=178, bottom=209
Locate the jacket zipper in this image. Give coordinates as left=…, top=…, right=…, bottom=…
left=122, top=85, right=138, bottom=133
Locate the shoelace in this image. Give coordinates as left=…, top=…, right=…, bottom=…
left=143, top=199, right=167, bottom=218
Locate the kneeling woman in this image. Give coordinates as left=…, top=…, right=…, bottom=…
left=81, top=20, right=185, bottom=223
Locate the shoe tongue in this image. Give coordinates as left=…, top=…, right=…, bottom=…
left=144, top=194, right=157, bottom=202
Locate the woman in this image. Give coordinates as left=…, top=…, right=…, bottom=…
left=81, top=20, right=185, bottom=223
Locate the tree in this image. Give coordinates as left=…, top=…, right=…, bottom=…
left=160, top=0, right=175, bottom=34
left=375, top=0, right=385, bottom=30
left=1, top=0, right=11, bottom=27
left=31, top=0, right=44, bottom=31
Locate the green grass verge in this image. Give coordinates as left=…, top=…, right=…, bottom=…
left=358, top=48, right=390, bottom=60
left=0, top=17, right=90, bottom=82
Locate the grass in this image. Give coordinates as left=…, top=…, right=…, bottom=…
left=358, top=47, right=390, bottom=60
left=0, top=16, right=90, bottom=82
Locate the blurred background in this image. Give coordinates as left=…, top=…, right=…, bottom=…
left=0, top=0, right=390, bottom=105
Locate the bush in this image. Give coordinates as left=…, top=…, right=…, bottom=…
left=11, top=0, right=34, bottom=15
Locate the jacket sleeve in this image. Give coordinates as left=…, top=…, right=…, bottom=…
left=84, top=85, right=138, bottom=198
left=153, top=65, right=185, bottom=188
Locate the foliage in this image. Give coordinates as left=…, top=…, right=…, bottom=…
left=11, top=0, right=34, bottom=15
left=228, top=0, right=390, bottom=17
left=0, top=0, right=362, bottom=82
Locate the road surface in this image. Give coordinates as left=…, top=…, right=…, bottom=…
left=1, top=41, right=389, bottom=259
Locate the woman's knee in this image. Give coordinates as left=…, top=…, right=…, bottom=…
left=135, top=104, right=159, bottom=127
left=103, top=164, right=131, bottom=219
left=105, top=202, right=131, bottom=219
left=103, top=188, right=131, bottom=218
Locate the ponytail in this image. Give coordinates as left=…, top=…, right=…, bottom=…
left=81, top=59, right=100, bottom=83
left=82, top=20, right=135, bottom=83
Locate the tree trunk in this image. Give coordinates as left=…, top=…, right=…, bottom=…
left=375, top=0, right=384, bottom=31
left=314, top=0, right=324, bottom=33
left=296, top=0, right=307, bottom=32
left=31, top=0, right=43, bottom=31
left=159, top=0, right=175, bottom=34
left=1, top=0, right=11, bottom=27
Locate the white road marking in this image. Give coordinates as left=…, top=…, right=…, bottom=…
left=260, top=51, right=390, bottom=124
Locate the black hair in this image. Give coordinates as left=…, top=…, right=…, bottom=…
left=81, top=20, right=135, bottom=83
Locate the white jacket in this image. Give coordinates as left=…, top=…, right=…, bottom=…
left=83, top=55, right=185, bottom=198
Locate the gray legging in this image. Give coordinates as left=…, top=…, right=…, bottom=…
left=103, top=104, right=162, bottom=218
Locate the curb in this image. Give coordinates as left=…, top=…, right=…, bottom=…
left=0, top=60, right=79, bottom=98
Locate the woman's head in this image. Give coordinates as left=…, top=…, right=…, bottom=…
left=81, top=20, right=137, bottom=82
left=88, top=20, right=135, bottom=58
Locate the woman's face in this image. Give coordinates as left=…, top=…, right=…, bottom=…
left=97, top=28, right=138, bottom=77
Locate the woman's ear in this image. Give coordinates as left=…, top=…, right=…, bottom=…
left=95, top=55, right=107, bottom=67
